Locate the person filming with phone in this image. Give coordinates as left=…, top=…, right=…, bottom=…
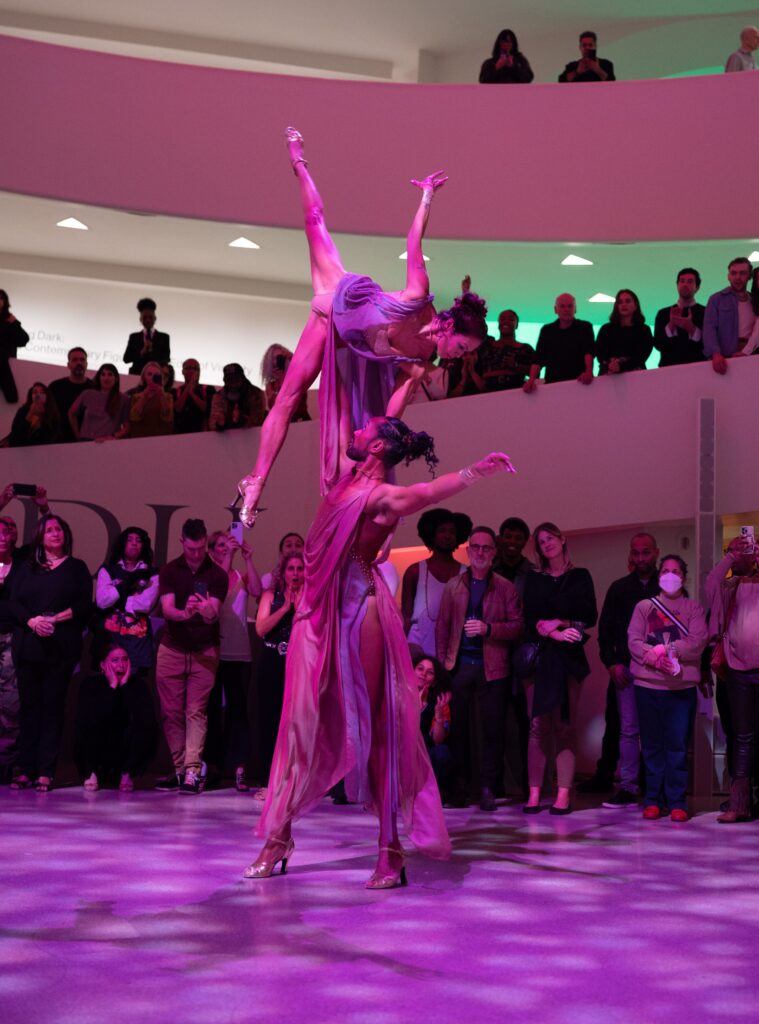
left=154, top=519, right=228, bottom=794
left=128, top=360, right=174, bottom=438
left=478, top=29, right=534, bottom=84
left=559, top=31, right=615, bottom=83
left=706, top=530, right=759, bottom=823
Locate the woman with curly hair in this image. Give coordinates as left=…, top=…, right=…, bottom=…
left=413, top=653, right=453, bottom=799
left=235, top=127, right=489, bottom=524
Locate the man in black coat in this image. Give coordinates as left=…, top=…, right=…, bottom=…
left=123, top=297, right=170, bottom=375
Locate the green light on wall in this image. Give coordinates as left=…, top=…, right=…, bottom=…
left=663, top=66, right=722, bottom=78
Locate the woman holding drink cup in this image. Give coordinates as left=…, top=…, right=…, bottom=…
left=521, top=523, right=597, bottom=815
left=628, top=555, right=708, bottom=821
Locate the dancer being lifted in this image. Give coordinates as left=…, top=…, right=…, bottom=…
left=235, top=128, right=489, bottom=525
left=244, top=414, right=514, bottom=888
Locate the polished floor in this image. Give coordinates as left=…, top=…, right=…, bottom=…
left=2, top=787, right=758, bottom=1024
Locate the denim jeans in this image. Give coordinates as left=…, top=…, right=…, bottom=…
left=634, top=685, right=696, bottom=810
left=615, top=669, right=640, bottom=793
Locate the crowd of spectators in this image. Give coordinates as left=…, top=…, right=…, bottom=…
left=479, top=25, right=759, bottom=83
left=403, top=509, right=756, bottom=823
left=0, top=491, right=308, bottom=795
left=0, top=483, right=755, bottom=827
left=1, top=296, right=310, bottom=446
left=410, top=260, right=759, bottom=404
left=3, top=260, right=758, bottom=444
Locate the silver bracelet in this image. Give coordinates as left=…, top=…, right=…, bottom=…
left=458, top=465, right=477, bottom=484
left=421, top=189, right=434, bottom=209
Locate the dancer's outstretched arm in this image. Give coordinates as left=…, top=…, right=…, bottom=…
left=400, top=171, right=448, bottom=302
left=369, top=453, right=515, bottom=522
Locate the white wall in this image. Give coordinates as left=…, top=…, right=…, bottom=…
left=2, top=266, right=310, bottom=387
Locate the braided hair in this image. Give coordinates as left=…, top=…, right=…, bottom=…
left=377, top=416, right=439, bottom=475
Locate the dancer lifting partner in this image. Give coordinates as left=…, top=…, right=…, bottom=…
left=244, top=415, right=514, bottom=888
left=235, top=128, right=489, bottom=525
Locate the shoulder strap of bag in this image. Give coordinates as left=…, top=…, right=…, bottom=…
left=650, top=596, right=690, bottom=637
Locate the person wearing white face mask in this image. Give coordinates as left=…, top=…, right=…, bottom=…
left=628, top=556, right=708, bottom=822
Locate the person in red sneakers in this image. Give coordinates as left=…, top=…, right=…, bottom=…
left=628, top=555, right=708, bottom=821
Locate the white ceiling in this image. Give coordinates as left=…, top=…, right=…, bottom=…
left=2, top=191, right=755, bottom=328
left=1, top=1, right=756, bottom=80
left=1, top=3, right=755, bottom=322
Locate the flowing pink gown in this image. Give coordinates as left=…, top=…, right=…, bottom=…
left=258, top=473, right=451, bottom=858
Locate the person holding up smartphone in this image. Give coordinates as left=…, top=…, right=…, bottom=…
left=154, top=519, right=229, bottom=794
left=260, top=345, right=311, bottom=422
left=478, top=29, right=535, bottom=84
left=705, top=531, right=759, bottom=823
left=559, top=30, right=616, bottom=83
left=204, top=530, right=262, bottom=791
left=128, top=361, right=174, bottom=438
left=0, top=288, right=30, bottom=404
left=653, top=268, right=706, bottom=367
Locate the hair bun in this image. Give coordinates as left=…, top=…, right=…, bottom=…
left=455, top=291, right=488, bottom=318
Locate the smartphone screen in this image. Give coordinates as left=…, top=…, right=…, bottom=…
left=194, top=581, right=209, bottom=599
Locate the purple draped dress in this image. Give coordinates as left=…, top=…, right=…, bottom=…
left=258, top=474, right=451, bottom=859
left=319, top=273, right=433, bottom=494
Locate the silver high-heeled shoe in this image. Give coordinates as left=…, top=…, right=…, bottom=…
left=242, top=837, right=294, bottom=879
left=232, top=475, right=265, bottom=528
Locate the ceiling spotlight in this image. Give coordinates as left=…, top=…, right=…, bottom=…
left=561, top=254, right=593, bottom=266
left=229, top=236, right=260, bottom=249
left=398, top=251, right=430, bottom=262
left=588, top=292, right=615, bottom=303
left=748, top=250, right=759, bottom=262
left=56, top=217, right=88, bottom=230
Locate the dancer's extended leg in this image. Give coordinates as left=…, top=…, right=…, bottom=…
left=361, top=597, right=405, bottom=888
left=286, top=128, right=346, bottom=295
left=237, top=129, right=346, bottom=524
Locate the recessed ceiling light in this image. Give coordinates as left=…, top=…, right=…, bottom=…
left=588, top=292, right=615, bottom=303
left=398, top=251, right=430, bottom=262
left=561, top=254, right=593, bottom=266
left=748, top=250, right=759, bottom=262
left=56, top=217, right=88, bottom=230
left=229, top=236, right=260, bottom=249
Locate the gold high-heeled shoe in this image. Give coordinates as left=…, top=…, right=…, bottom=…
left=233, top=475, right=264, bottom=528
left=242, top=837, right=294, bottom=879
left=366, top=846, right=407, bottom=890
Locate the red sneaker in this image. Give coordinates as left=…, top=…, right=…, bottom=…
left=670, top=809, right=690, bottom=822
left=642, top=805, right=661, bottom=820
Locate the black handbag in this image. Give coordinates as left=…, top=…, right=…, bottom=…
left=512, top=640, right=542, bottom=680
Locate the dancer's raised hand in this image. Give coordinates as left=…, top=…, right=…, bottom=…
left=469, top=452, right=517, bottom=478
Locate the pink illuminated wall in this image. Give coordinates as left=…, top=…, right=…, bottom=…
left=2, top=35, right=757, bottom=242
